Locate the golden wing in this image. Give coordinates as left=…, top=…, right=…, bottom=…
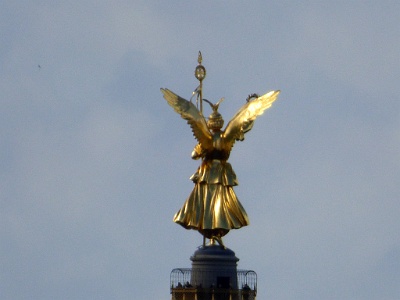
left=223, top=90, right=280, bottom=150
left=161, top=88, right=213, bottom=150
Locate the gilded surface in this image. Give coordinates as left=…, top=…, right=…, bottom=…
left=161, top=87, right=279, bottom=247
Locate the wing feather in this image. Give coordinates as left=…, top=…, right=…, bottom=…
left=223, top=90, right=280, bottom=149
left=161, top=88, right=212, bottom=149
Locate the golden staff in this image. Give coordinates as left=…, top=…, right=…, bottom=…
left=194, top=51, right=206, bottom=114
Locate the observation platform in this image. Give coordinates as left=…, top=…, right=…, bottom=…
left=170, top=245, right=257, bottom=300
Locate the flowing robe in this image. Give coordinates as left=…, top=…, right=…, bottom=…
left=173, top=132, right=249, bottom=238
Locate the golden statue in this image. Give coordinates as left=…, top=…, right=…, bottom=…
left=161, top=53, right=280, bottom=247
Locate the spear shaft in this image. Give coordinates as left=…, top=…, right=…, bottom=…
left=194, top=51, right=206, bottom=115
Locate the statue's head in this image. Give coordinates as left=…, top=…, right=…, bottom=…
left=207, top=110, right=224, bottom=130
left=204, top=98, right=224, bottom=131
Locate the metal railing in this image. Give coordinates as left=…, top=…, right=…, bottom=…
left=170, top=269, right=257, bottom=300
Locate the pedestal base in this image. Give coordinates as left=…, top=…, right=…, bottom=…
left=190, top=245, right=239, bottom=289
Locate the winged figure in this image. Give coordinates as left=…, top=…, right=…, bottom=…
left=161, top=88, right=280, bottom=247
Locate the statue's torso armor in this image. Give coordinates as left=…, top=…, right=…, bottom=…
left=204, top=132, right=230, bottom=161
left=191, top=132, right=238, bottom=186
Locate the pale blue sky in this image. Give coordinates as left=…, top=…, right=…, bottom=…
left=1, top=1, right=399, bottom=299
